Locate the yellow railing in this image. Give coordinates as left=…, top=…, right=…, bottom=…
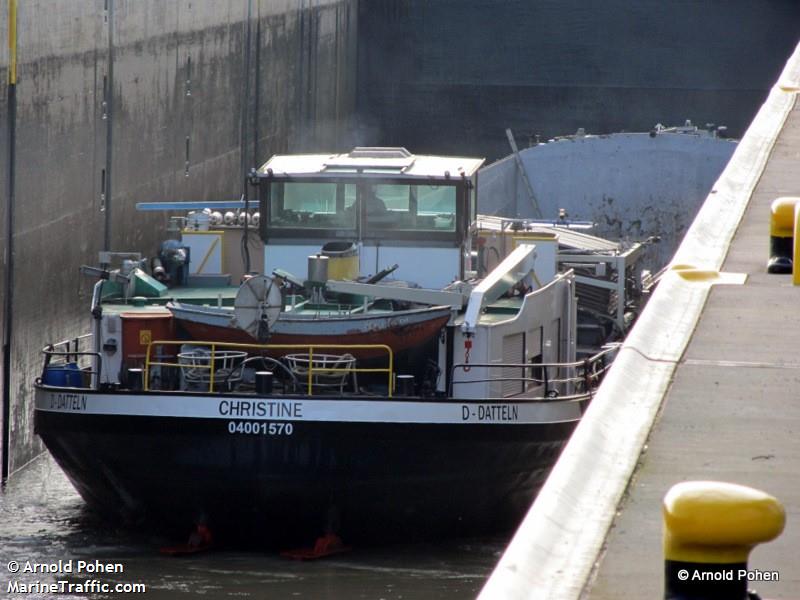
left=144, top=340, right=394, bottom=396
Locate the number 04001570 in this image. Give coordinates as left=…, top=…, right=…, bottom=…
left=227, top=421, right=294, bottom=436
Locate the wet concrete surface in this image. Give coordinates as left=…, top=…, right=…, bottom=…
left=0, top=455, right=502, bottom=599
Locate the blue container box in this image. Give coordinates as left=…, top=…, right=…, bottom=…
left=43, top=363, right=83, bottom=387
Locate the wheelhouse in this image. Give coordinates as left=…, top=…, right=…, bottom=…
left=257, top=147, right=484, bottom=289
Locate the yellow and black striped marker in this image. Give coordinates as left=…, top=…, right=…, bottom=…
left=663, top=481, right=784, bottom=600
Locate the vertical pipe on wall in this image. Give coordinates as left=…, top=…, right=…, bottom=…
left=103, top=0, right=114, bottom=252
left=297, top=0, right=306, bottom=148
left=239, top=0, right=253, bottom=197
left=239, top=0, right=254, bottom=274
left=334, top=3, right=340, bottom=146
left=2, top=0, right=19, bottom=481
left=7, top=0, right=16, bottom=85
left=253, top=4, right=261, bottom=168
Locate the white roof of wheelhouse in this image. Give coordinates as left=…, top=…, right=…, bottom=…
left=259, top=147, right=485, bottom=181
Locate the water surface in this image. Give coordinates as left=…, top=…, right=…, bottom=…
left=1, top=455, right=504, bottom=599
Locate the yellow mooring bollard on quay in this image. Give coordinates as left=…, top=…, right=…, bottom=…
left=767, top=197, right=800, bottom=281
left=663, top=481, right=785, bottom=600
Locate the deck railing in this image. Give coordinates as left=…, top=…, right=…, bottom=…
left=144, top=340, right=394, bottom=396
left=39, top=334, right=613, bottom=401
left=448, top=345, right=617, bottom=400
left=39, top=333, right=101, bottom=387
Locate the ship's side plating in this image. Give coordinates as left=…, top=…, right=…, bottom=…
left=35, top=387, right=582, bottom=541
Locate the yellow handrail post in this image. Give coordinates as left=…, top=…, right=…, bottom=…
left=144, top=343, right=151, bottom=391
left=209, top=343, right=216, bottom=392
left=388, top=351, right=394, bottom=398
left=307, top=347, right=314, bottom=395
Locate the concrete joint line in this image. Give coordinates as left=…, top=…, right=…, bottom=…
left=683, top=358, right=800, bottom=370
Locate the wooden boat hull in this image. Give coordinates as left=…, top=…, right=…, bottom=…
left=34, top=386, right=585, bottom=543
left=168, top=302, right=451, bottom=360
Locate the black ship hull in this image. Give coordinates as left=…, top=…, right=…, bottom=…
left=34, top=386, right=584, bottom=544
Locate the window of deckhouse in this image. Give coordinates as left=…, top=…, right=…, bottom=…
left=265, top=181, right=458, bottom=236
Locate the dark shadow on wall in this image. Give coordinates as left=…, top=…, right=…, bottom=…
left=356, top=0, right=800, bottom=161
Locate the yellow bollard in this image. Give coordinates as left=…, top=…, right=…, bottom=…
left=663, top=481, right=785, bottom=600
left=767, top=197, right=800, bottom=277
left=794, top=201, right=800, bottom=286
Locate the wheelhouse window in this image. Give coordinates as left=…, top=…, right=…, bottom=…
left=366, top=184, right=456, bottom=233
left=267, top=182, right=357, bottom=230
left=263, top=180, right=460, bottom=239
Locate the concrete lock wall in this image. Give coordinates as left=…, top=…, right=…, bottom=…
left=357, top=0, right=800, bottom=161
left=0, top=0, right=358, bottom=475
left=0, top=2, right=8, bottom=477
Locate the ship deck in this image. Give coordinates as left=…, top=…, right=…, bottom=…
left=480, top=44, right=800, bottom=599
